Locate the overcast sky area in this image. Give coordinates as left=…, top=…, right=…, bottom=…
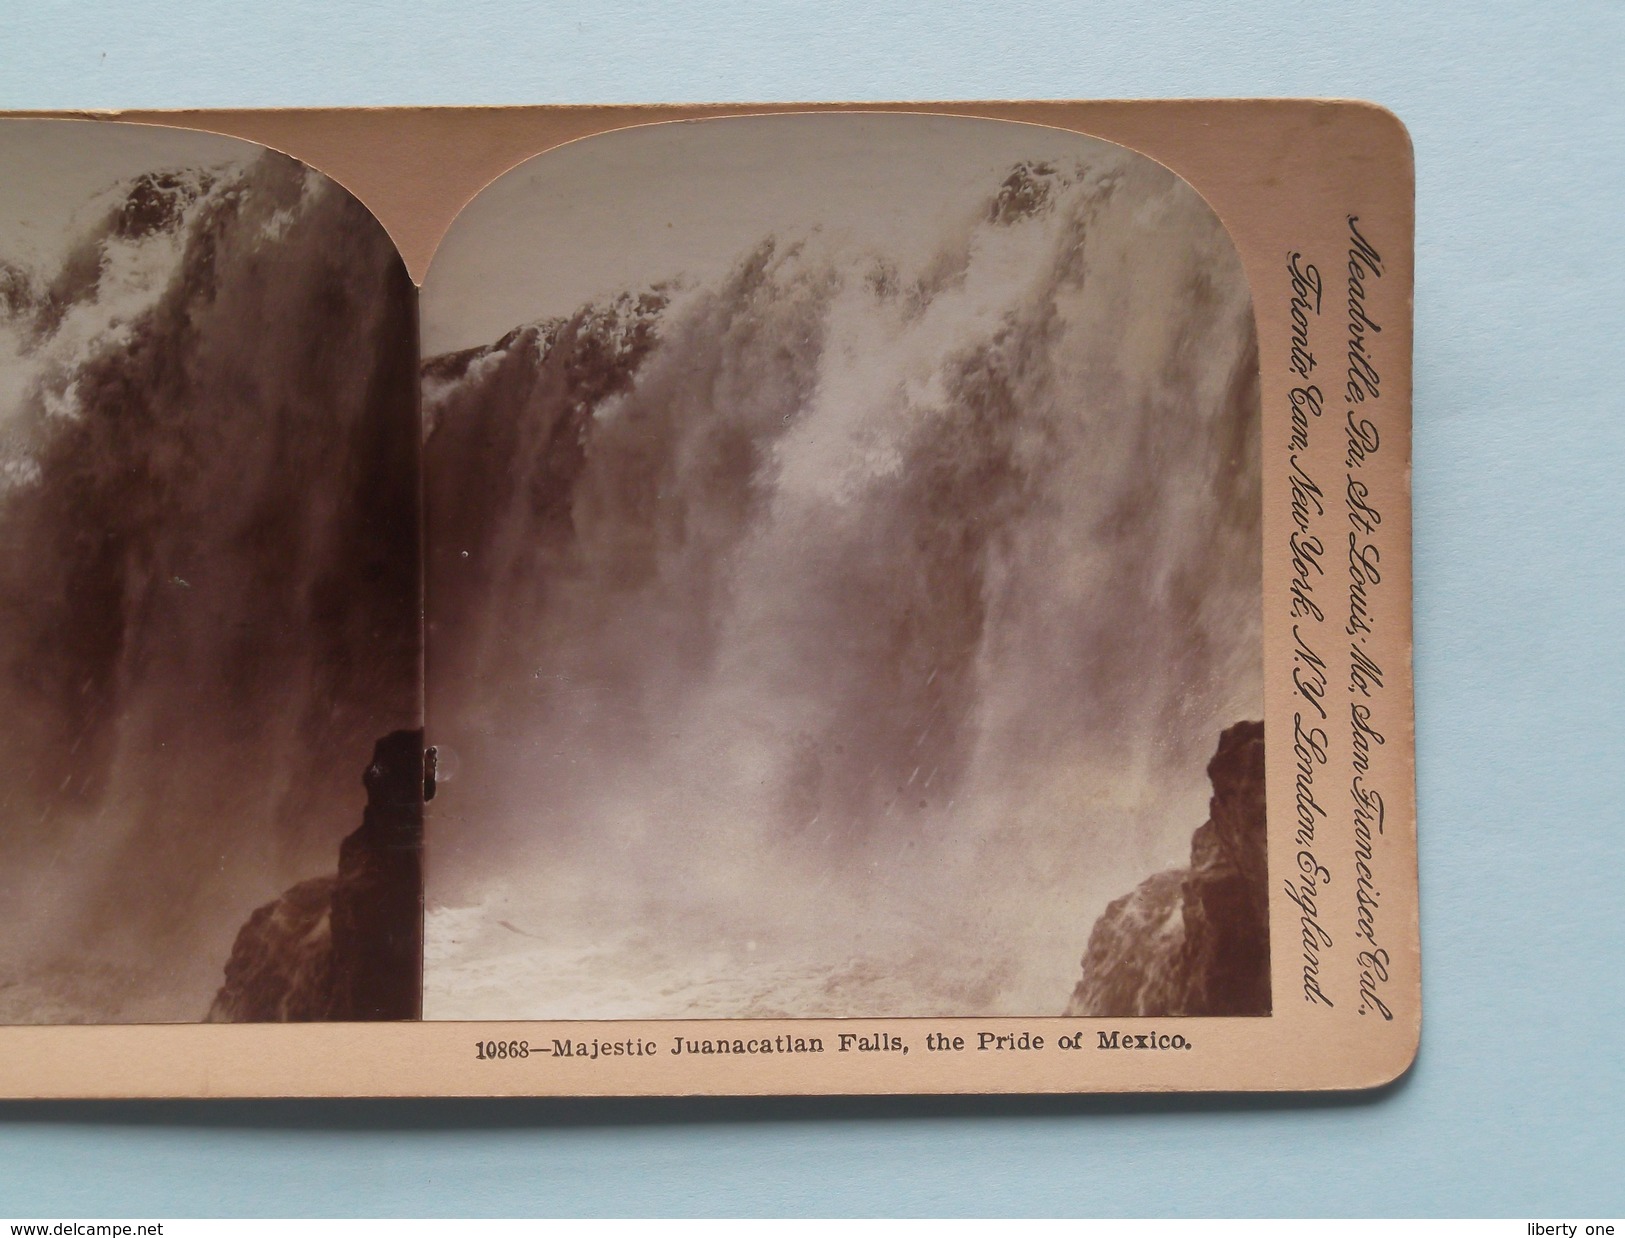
left=0, top=120, right=253, bottom=271
left=419, top=112, right=1154, bottom=355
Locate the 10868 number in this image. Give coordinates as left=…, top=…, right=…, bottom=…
left=475, top=1040, right=531, bottom=1060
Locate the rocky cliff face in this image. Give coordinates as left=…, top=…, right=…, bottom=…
left=1066, top=720, right=1269, bottom=1017
left=207, top=730, right=425, bottom=1022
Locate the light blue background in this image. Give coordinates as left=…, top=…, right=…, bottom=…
left=2, top=0, right=1621, bottom=1218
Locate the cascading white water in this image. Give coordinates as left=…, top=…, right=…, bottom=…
left=421, top=116, right=1262, bottom=1018
left=0, top=126, right=420, bottom=1023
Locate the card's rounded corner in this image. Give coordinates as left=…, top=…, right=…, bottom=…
left=1333, top=98, right=1416, bottom=183
left=1342, top=1015, right=1422, bottom=1095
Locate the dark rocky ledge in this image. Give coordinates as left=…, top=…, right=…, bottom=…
left=1066, top=720, right=1269, bottom=1017
left=207, top=729, right=425, bottom=1022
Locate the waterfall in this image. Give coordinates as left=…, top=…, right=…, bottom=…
left=421, top=119, right=1261, bottom=1018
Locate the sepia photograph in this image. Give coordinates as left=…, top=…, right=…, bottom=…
left=419, top=112, right=1267, bottom=1022
left=0, top=120, right=423, bottom=1025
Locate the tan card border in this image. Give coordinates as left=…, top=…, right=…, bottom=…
left=0, top=101, right=1418, bottom=1097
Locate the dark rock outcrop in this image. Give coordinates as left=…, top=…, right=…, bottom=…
left=206, top=876, right=336, bottom=1022
left=1066, top=720, right=1269, bottom=1017
left=207, top=730, right=425, bottom=1022
left=988, top=160, right=1061, bottom=224
left=328, top=729, right=425, bottom=1021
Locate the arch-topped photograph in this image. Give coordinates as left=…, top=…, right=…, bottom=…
left=418, top=112, right=1266, bottom=1020
left=0, top=119, right=422, bottom=1024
